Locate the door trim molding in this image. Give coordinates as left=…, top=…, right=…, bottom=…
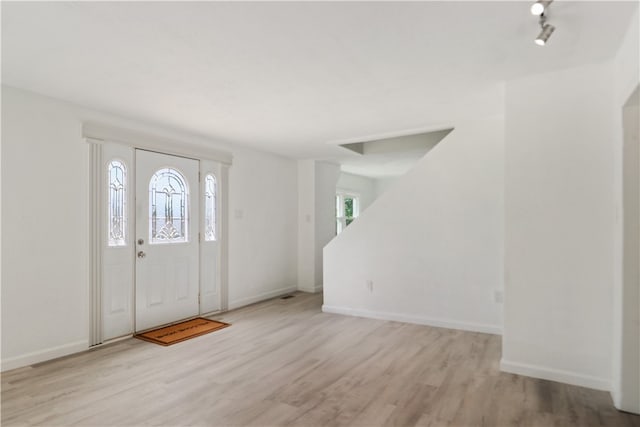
left=87, top=132, right=231, bottom=344
left=82, top=122, right=233, bottom=165
left=88, top=142, right=103, bottom=346
left=220, top=164, right=230, bottom=312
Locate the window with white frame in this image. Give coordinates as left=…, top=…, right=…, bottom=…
left=336, top=192, right=359, bottom=235
left=107, top=160, right=127, bottom=246
left=204, top=174, right=217, bottom=241
left=148, top=167, right=189, bottom=244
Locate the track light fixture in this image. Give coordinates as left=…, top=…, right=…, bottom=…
left=531, top=1, right=555, bottom=46
left=531, top=0, right=553, bottom=16
left=534, top=14, right=555, bottom=46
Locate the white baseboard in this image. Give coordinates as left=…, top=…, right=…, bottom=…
left=298, top=285, right=323, bottom=294
left=228, top=286, right=297, bottom=310
left=1, top=340, right=89, bottom=372
left=321, top=305, right=502, bottom=335
left=611, top=389, right=640, bottom=414
left=500, top=358, right=610, bottom=391
left=611, top=387, right=621, bottom=408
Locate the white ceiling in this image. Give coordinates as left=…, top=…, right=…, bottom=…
left=340, top=128, right=452, bottom=178
left=341, top=147, right=439, bottom=179
left=2, top=1, right=636, bottom=160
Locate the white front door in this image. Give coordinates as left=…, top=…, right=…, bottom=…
left=135, top=150, right=200, bottom=332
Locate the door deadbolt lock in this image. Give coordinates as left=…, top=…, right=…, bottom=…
left=137, top=251, right=146, bottom=259
left=137, top=238, right=144, bottom=245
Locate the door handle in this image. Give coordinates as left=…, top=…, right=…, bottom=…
left=137, top=251, right=146, bottom=259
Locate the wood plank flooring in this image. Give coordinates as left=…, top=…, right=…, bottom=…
left=2, top=292, right=638, bottom=426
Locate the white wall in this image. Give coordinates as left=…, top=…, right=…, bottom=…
left=297, top=160, right=316, bottom=292
left=314, top=162, right=340, bottom=289
left=502, top=62, right=616, bottom=391
left=1, top=86, right=298, bottom=369
left=337, top=172, right=376, bottom=212
left=323, top=116, right=504, bottom=334
left=227, top=145, right=298, bottom=308
left=2, top=87, right=91, bottom=370
left=611, top=7, right=640, bottom=412
left=619, top=89, right=639, bottom=412
left=297, top=160, right=340, bottom=292
left=373, top=176, right=397, bottom=199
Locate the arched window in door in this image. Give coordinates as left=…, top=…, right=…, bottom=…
left=204, top=174, right=217, bottom=241
left=149, top=167, right=189, bottom=243
left=107, top=160, right=127, bottom=246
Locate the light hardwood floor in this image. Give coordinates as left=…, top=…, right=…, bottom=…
left=2, top=292, right=638, bottom=427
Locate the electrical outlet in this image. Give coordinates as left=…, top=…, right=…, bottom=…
left=494, top=290, right=504, bottom=303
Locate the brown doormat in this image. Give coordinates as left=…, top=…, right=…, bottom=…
left=135, top=317, right=230, bottom=346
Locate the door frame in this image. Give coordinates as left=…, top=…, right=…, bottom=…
left=199, top=159, right=224, bottom=316
left=85, top=123, right=232, bottom=346
left=614, top=85, right=640, bottom=413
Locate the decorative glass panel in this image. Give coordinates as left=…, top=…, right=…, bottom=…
left=204, top=174, right=217, bottom=241
left=108, top=160, right=126, bottom=246
left=149, top=168, right=189, bottom=244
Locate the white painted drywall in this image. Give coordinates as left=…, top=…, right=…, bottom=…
left=297, top=160, right=316, bottom=292
left=337, top=172, right=376, bottom=213
left=226, top=145, right=298, bottom=308
left=314, top=162, right=340, bottom=289
left=2, top=87, right=91, bottom=370
left=1, top=86, right=298, bottom=369
left=296, top=160, right=340, bottom=293
left=611, top=7, right=640, bottom=412
left=613, top=9, right=640, bottom=109
left=323, top=116, right=504, bottom=334
left=619, top=88, right=639, bottom=413
left=502, top=63, right=616, bottom=391
left=373, top=177, right=398, bottom=199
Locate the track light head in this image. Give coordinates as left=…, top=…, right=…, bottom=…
left=535, top=23, right=555, bottom=46
left=531, top=0, right=553, bottom=16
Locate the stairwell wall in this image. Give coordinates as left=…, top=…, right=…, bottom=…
left=323, top=116, right=505, bottom=334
